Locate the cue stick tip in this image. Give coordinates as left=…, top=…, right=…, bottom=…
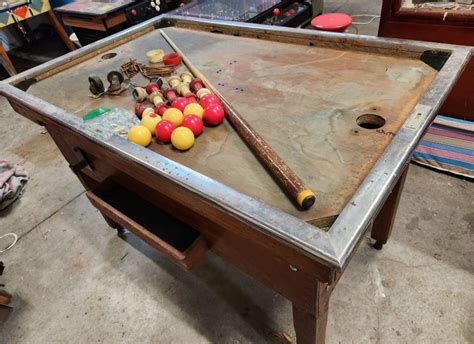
left=297, top=189, right=316, bottom=210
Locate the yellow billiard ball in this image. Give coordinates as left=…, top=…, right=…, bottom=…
left=183, top=103, right=204, bottom=119
left=162, top=108, right=184, bottom=126
left=141, top=113, right=162, bottom=135
left=128, top=125, right=152, bottom=147
left=171, top=127, right=195, bottom=151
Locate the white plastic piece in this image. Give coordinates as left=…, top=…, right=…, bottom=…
left=0, top=233, right=18, bottom=253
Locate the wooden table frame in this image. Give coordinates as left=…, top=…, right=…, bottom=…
left=378, top=0, right=474, bottom=43
left=1, top=16, right=471, bottom=343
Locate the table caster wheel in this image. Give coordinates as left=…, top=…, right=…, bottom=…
left=372, top=241, right=384, bottom=250
left=107, top=70, right=124, bottom=92
left=88, top=75, right=104, bottom=95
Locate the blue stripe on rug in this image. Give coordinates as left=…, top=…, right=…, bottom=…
left=413, top=152, right=473, bottom=170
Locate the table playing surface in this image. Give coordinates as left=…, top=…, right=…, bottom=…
left=26, top=26, right=437, bottom=227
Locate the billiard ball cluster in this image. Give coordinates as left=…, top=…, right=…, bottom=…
left=128, top=73, right=225, bottom=150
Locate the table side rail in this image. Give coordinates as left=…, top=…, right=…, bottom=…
left=164, top=15, right=466, bottom=56
left=5, top=15, right=467, bottom=87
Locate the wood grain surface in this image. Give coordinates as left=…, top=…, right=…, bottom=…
left=26, top=27, right=437, bottom=225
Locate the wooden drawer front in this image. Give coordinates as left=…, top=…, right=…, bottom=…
left=86, top=183, right=208, bottom=271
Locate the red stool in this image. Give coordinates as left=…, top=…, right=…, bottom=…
left=311, top=13, right=352, bottom=32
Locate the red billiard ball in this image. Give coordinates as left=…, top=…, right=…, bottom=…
left=204, top=103, right=225, bottom=126
left=171, top=97, right=189, bottom=112
left=155, top=103, right=168, bottom=116
left=155, top=120, right=176, bottom=143
left=200, top=94, right=221, bottom=109
left=182, top=115, right=203, bottom=136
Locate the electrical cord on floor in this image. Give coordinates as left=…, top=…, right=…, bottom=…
left=0, top=233, right=18, bottom=254
left=351, top=14, right=381, bottom=25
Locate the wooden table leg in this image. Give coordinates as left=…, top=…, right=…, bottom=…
left=0, top=41, right=17, bottom=76
left=371, top=164, right=409, bottom=250
left=101, top=213, right=127, bottom=236
left=292, top=282, right=330, bottom=344
left=0, top=290, right=12, bottom=306
left=47, top=10, right=76, bottom=52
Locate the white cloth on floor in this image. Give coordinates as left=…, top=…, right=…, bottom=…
left=0, top=160, right=28, bottom=211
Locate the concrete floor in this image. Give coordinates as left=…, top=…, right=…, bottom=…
left=1, top=0, right=473, bottom=343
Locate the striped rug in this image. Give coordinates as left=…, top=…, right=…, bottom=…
left=413, top=115, right=473, bottom=178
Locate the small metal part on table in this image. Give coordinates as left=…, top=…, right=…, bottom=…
left=107, top=71, right=125, bottom=92
left=88, top=71, right=129, bottom=98
left=121, top=59, right=142, bottom=79
left=140, top=65, right=176, bottom=78
left=88, top=75, right=105, bottom=95
left=120, top=58, right=176, bottom=80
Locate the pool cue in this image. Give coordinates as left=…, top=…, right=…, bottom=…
left=159, top=30, right=316, bottom=210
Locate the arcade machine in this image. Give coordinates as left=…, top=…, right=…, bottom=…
left=55, top=0, right=177, bottom=45
left=172, top=0, right=320, bottom=27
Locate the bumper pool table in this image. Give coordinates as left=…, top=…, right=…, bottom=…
left=1, top=15, right=471, bottom=343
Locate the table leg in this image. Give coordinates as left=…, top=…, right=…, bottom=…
left=46, top=10, right=76, bottom=52
left=101, top=213, right=126, bottom=236
left=0, top=42, right=17, bottom=76
left=292, top=282, right=330, bottom=344
left=0, top=290, right=12, bottom=306
left=371, top=164, right=409, bottom=250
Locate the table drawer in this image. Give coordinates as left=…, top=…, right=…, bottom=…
left=86, top=182, right=208, bottom=270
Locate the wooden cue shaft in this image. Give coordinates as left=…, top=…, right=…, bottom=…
left=159, top=30, right=316, bottom=210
